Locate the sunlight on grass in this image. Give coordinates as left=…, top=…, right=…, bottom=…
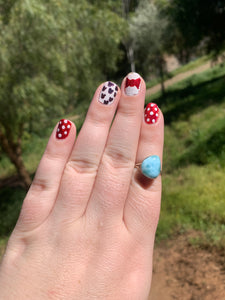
left=0, top=238, right=7, bottom=259
left=158, top=164, right=225, bottom=248
left=154, top=63, right=225, bottom=249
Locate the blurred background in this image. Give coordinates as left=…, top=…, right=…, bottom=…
left=0, top=0, right=225, bottom=298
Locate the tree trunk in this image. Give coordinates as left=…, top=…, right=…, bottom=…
left=158, top=56, right=166, bottom=96
left=160, top=77, right=165, bottom=96
left=122, top=0, right=136, bottom=72
left=128, top=45, right=135, bottom=72
left=0, top=128, right=31, bottom=189
left=12, top=150, right=32, bottom=189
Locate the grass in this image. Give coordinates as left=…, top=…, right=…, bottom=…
left=0, top=187, right=26, bottom=237
left=149, top=63, right=225, bottom=249
left=0, top=238, right=7, bottom=258
left=159, top=164, right=225, bottom=246
left=0, top=60, right=225, bottom=251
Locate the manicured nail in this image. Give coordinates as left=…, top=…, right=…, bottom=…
left=99, top=81, right=118, bottom=105
left=125, top=72, right=141, bottom=96
left=144, top=103, right=160, bottom=124
left=56, top=119, right=72, bottom=139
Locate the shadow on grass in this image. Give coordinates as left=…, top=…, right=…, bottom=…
left=156, top=73, right=225, bottom=125
left=0, top=186, right=26, bottom=238
left=178, top=123, right=225, bottom=167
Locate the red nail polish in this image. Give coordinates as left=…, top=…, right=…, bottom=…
left=56, top=119, right=72, bottom=139
left=144, top=103, right=160, bottom=124
left=125, top=72, right=141, bottom=96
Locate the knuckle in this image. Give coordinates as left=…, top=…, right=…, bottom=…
left=44, top=149, right=64, bottom=162
left=31, top=177, right=50, bottom=193
left=87, top=111, right=109, bottom=128
left=102, top=148, right=134, bottom=170
left=66, top=157, right=99, bottom=175
left=119, top=101, right=139, bottom=118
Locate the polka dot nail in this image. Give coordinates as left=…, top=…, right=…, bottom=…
left=99, top=81, right=118, bottom=105
left=144, top=103, right=160, bottom=124
left=56, top=119, right=72, bottom=139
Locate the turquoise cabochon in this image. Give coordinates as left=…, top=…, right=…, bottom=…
left=141, top=155, right=161, bottom=179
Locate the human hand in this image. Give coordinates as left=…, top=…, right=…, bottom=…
left=0, top=73, right=164, bottom=299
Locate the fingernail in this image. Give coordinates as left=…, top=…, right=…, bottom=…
left=99, top=81, right=118, bottom=105
left=125, top=72, right=141, bottom=96
left=144, top=103, right=160, bottom=124
left=56, top=119, right=72, bottom=139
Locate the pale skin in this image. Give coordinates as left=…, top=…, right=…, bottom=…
left=0, top=74, right=164, bottom=299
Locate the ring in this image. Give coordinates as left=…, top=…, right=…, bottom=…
left=135, top=155, right=162, bottom=179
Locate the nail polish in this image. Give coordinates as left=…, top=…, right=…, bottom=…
left=56, top=119, right=72, bottom=139
left=125, top=72, right=141, bottom=96
left=99, top=81, right=118, bottom=105
left=144, top=103, right=160, bottom=124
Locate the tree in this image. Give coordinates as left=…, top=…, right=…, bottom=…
left=168, top=0, right=225, bottom=57
left=0, top=0, right=125, bottom=189
left=121, top=0, right=139, bottom=72
left=129, top=0, right=171, bottom=94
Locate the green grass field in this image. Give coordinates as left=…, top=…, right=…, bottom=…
left=148, top=63, right=225, bottom=249
left=1, top=62, right=225, bottom=253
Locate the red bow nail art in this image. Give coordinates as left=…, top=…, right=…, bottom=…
left=125, top=78, right=141, bottom=89
left=125, top=72, right=141, bottom=96
left=145, top=103, right=160, bottom=124
left=56, top=119, right=72, bottom=139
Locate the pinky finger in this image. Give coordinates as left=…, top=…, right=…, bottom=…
left=15, top=119, right=76, bottom=233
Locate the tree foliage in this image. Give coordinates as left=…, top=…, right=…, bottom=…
left=129, top=0, right=170, bottom=91
left=0, top=0, right=125, bottom=187
left=168, top=0, right=225, bottom=55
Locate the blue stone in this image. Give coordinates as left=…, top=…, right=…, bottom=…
left=141, top=155, right=161, bottom=179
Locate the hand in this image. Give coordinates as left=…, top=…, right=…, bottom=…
left=0, top=73, right=164, bottom=300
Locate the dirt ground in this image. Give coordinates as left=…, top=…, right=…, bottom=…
left=149, top=233, right=225, bottom=300
left=146, top=60, right=221, bottom=97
